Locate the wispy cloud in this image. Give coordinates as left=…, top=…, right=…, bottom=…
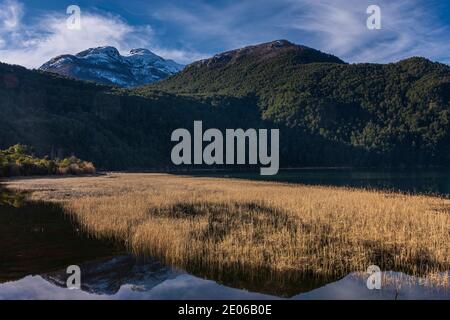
left=150, top=47, right=208, bottom=64
left=0, top=0, right=22, bottom=30
left=151, top=1, right=287, bottom=51
left=151, top=0, right=450, bottom=64
left=0, top=0, right=203, bottom=68
left=281, top=0, right=450, bottom=63
left=0, top=0, right=449, bottom=67
left=0, top=0, right=23, bottom=48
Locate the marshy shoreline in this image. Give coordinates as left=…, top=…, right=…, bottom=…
left=3, top=173, right=450, bottom=290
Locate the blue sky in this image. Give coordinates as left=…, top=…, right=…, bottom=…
left=0, top=0, right=449, bottom=68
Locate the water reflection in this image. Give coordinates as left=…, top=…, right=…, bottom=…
left=184, top=168, right=450, bottom=197
left=0, top=193, right=335, bottom=297
left=44, top=255, right=182, bottom=295
left=0, top=189, right=123, bottom=284
left=0, top=186, right=448, bottom=300
left=0, top=259, right=448, bottom=300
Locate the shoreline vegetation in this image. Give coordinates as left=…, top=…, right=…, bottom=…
left=2, top=44, right=450, bottom=171
left=5, top=173, right=449, bottom=288
left=0, top=145, right=95, bottom=177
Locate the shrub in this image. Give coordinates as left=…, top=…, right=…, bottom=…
left=0, top=144, right=96, bottom=177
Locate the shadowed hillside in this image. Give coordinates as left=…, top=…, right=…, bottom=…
left=1, top=40, right=450, bottom=169
left=147, top=40, right=450, bottom=167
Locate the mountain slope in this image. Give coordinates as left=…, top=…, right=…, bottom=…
left=1, top=40, right=449, bottom=169
left=149, top=40, right=345, bottom=96
left=147, top=41, right=450, bottom=165
left=0, top=62, right=261, bottom=169
left=39, top=46, right=184, bottom=87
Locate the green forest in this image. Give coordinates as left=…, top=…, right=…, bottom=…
left=0, top=41, right=449, bottom=170
left=0, top=144, right=95, bottom=177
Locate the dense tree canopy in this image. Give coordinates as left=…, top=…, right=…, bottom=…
left=1, top=40, right=449, bottom=170
left=147, top=44, right=450, bottom=167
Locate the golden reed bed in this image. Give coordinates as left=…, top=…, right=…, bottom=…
left=5, top=173, right=450, bottom=286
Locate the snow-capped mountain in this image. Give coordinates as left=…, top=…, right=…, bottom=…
left=39, top=46, right=184, bottom=87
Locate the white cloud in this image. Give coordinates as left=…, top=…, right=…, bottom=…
left=0, top=0, right=448, bottom=67
left=0, top=3, right=152, bottom=68
left=150, top=47, right=208, bottom=64
left=0, top=0, right=23, bottom=30
left=0, top=0, right=200, bottom=68
left=282, top=0, right=450, bottom=64
left=151, top=1, right=274, bottom=50
left=151, top=0, right=450, bottom=65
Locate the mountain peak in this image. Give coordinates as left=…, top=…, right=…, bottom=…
left=193, top=40, right=345, bottom=68
left=129, top=48, right=153, bottom=55
left=77, top=46, right=121, bottom=59
left=264, top=39, right=294, bottom=48
left=39, top=46, right=184, bottom=87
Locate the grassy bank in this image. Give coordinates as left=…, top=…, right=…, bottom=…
left=6, top=173, right=450, bottom=286
left=0, top=145, right=95, bottom=177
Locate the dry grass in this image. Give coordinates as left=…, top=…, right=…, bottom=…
left=5, top=173, right=450, bottom=285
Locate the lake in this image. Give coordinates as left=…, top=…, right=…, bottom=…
left=181, top=168, right=450, bottom=197
left=0, top=169, right=449, bottom=300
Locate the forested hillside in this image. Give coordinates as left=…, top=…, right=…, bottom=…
left=148, top=40, right=450, bottom=166
left=1, top=40, right=449, bottom=169
left=0, top=63, right=261, bottom=169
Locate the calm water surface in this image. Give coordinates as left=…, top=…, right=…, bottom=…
left=1, top=169, right=449, bottom=300
left=184, top=168, right=450, bottom=197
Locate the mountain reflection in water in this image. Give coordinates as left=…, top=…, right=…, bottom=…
left=0, top=258, right=448, bottom=300
left=0, top=186, right=448, bottom=300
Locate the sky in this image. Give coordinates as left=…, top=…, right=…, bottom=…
left=0, top=0, right=449, bottom=68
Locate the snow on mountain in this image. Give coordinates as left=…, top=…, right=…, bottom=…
left=39, top=46, right=184, bottom=87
